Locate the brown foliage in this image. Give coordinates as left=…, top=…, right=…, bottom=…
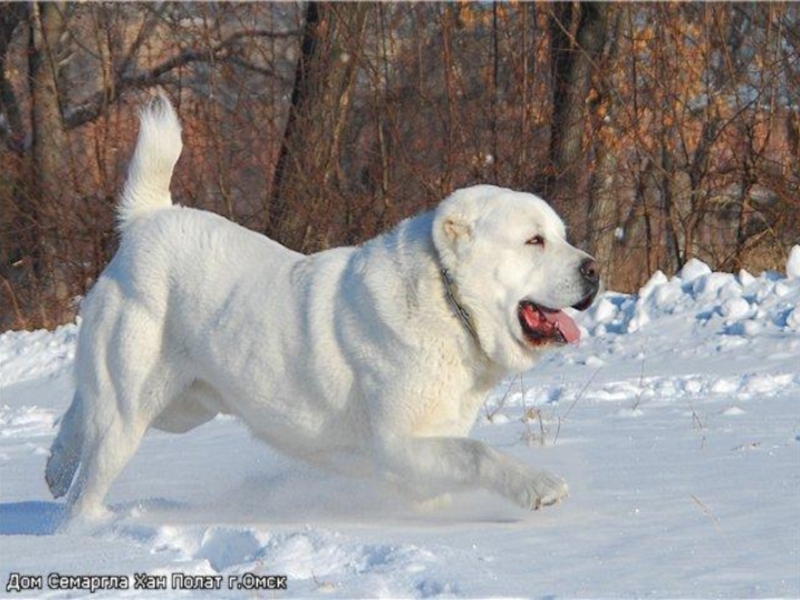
left=0, top=2, right=797, bottom=331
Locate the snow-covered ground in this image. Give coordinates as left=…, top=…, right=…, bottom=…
left=1, top=252, right=799, bottom=598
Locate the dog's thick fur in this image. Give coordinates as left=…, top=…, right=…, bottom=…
left=46, top=96, right=598, bottom=521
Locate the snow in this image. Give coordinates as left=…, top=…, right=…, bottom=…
left=1, top=257, right=799, bottom=598
left=787, top=245, right=800, bottom=279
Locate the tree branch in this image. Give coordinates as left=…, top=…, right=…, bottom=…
left=63, top=27, right=299, bottom=130
left=226, top=55, right=290, bottom=83
left=116, top=4, right=166, bottom=80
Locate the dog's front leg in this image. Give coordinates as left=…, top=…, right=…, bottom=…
left=375, top=435, right=568, bottom=510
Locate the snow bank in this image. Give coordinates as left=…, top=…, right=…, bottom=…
left=581, top=254, right=800, bottom=339
left=492, top=252, right=800, bottom=419
left=0, top=322, right=77, bottom=388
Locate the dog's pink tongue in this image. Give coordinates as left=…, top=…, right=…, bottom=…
left=544, top=309, right=581, bottom=344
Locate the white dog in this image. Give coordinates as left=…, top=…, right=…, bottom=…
left=46, top=95, right=599, bottom=521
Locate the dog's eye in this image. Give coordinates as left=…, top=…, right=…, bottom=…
left=526, top=235, right=545, bottom=247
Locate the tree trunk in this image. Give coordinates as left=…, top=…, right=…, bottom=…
left=0, top=1, right=71, bottom=328
left=268, top=2, right=370, bottom=252
left=0, top=2, right=27, bottom=153
left=548, top=2, right=608, bottom=239
left=27, top=1, right=71, bottom=322
left=589, top=138, right=618, bottom=275
left=587, top=6, right=623, bottom=279
left=0, top=2, right=30, bottom=329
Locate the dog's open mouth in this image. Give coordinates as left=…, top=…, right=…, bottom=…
left=518, top=301, right=581, bottom=345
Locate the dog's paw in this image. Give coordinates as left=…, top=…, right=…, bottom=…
left=59, top=505, right=115, bottom=535
left=508, top=469, right=569, bottom=511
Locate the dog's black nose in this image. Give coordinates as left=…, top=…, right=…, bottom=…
left=580, top=258, right=599, bottom=286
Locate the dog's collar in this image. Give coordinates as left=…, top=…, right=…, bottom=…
left=440, top=268, right=480, bottom=343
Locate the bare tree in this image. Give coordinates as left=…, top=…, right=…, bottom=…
left=1, top=2, right=797, bottom=330
left=0, top=3, right=298, bottom=329
left=269, top=2, right=370, bottom=252
left=548, top=1, right=608, bottom=229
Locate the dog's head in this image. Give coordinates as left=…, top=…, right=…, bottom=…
left=433, top=185, right=599, bottom=372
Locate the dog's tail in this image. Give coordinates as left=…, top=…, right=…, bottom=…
left=45, top=393, right=84, bottom=499
left=117, top=92, right=183, bottom=232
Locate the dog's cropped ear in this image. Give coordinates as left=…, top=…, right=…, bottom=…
left=432, top=198, right=474, bottom=266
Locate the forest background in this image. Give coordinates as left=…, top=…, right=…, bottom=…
left=1, top=1, right=797, bottom=330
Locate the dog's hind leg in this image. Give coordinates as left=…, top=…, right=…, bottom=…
left=45, top=393, right=84, bottom=498
left=66, top=409, right=150, bottom=521
left=65, top=306, right=188, bottom=521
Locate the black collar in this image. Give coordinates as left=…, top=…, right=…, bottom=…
left=440, top=268, right=479, bottom=343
